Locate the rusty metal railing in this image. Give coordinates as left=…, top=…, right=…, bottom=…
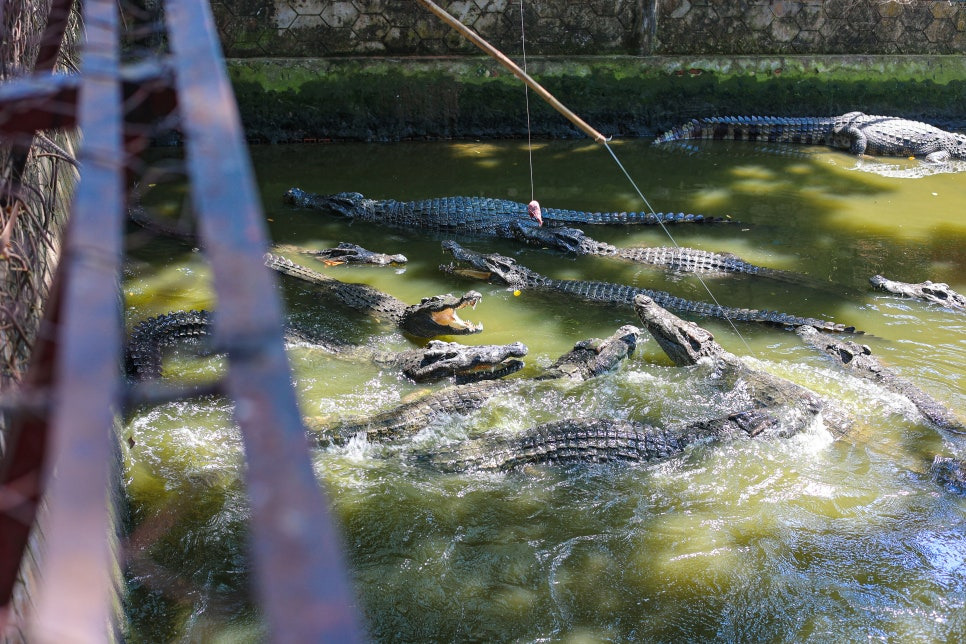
left=0, top=0, right=363, bottom=639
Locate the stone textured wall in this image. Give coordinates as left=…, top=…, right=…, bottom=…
left=212, top=0, right=966, bottom=58
left=212, top=0, right=645, bottom=57
left=657, top=0, right=966, bottom=55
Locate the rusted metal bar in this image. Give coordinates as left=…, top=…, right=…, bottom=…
left=163, top=0, right=364, bottom=640
left=0, top=276, right=61, bottom=614
left=25, top=0, right=126, bottom=639
left=0, top=60, right=176, bottom=138
left=0, top=73, right=78, bottom=136
left=0, top=0, right=78, bottom=617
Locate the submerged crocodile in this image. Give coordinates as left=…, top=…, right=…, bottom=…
left=414, top=294, right=843, bottom=472
left=439, top=240, right=857, bottom=333
left=870, top=274, right=966, bottom=312
left=265, top=253, right=484, bottom=338
left=125, top=310, right=527, bottom=384
left=306, top=324, right=641, bottom=447
left=796, top=325, right=965, bottom=434
left=654, top=112, right=966, bottom=162
left=931, top=456, right=966, bottom=496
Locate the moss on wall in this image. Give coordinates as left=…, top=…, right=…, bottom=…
left=228, top=56, right=966, bottom=143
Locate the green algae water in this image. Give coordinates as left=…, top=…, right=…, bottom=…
left=122, top=139, right=966, bottom=641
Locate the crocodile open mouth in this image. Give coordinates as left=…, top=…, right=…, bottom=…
left=446, top=267, right=492, bottom=281
left=431, top=291, right=483, bottom=332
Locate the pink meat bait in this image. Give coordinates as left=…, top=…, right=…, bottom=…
left=527, top=200, right=543, bottom=226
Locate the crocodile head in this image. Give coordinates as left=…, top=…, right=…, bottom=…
left=401, top=340, right=528, bottom=384
left=283, top=188, right=373, bottom=218
left=870, top=274, right=966, bottom=310
left=438, top=240, right=538, bottom=288
left=543, top=324, right=641, bottom=380
left=400, top=290, right=485, bottom=337
left=313, top=242, right=407, bottom=266
left=795, top=325, right=881, bottom=375
left=509, top=221, right=608, bottom=255
left=272, top=242, right=407, bottom=266
left=632, top=294, right=725, bottom=366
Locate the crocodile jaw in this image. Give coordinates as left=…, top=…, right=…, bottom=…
left=436, top=291, right=484, bottom=333
left=633, top=294, right=725, bottom=366
left=430, top=306, right=483, bottom=334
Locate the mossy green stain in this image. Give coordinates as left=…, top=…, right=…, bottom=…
left=227, top=57, right=966, bottom=142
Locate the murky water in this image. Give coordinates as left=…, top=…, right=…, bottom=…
left=122, top=139, right=966, bottom=641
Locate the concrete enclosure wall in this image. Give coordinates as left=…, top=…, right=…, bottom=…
left=212, top=0, right=966, bottom=58
left=228, top=55, right=966, bottom=142
left=214, top=1, right=966, bottom=142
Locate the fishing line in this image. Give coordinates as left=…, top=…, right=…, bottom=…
left=518, top=0, right=535, bottom=203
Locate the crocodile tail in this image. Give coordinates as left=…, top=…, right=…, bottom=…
left=542, top=207, right=729, bottom=225
left=667, top=295, right=857, bottom=333
left=125, top=310, right=213, bottom=380
left=636, top=284, right=857, bottom=332
left=615, top=246, right=815, bottom=285
left=653, top=116, right=837, bottom=146
left=548, top=278, right=857, bottom=332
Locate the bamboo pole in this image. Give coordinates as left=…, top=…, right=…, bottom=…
left=415, top=0, right=609, bottom=144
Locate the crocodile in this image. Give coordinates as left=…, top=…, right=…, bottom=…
left=870, top=274, right=966, bottom=312
left=632, top=294, right=848, bottom=436
left=280, top=188, right=803, bottom=280
left=265, top=253, right=484, bottom=338
left=796, top=325, right=965, bottom=434
left=306, top=324, right=641, bottom=447
left=273, top=242, right=408, bottom=266
left=653, top=112, right=966, bottom=162
left=413, top=294, right=843, bottom=472
left=125, top=310, right=527, bottom=384
left=283, top=190, right=832, bottom=284
left=414, top=412, right=779, bottom=472
left=283, top=188, right=727, bottom=231
left=439, top=240, right=858, bottom=333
